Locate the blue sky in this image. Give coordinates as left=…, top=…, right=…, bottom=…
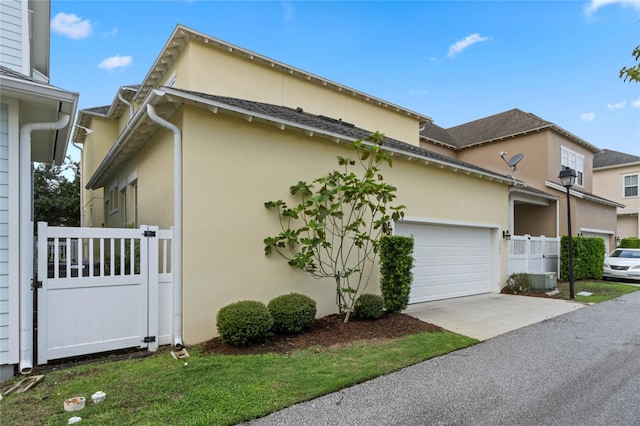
left=50, top=0, right=640, bottom=156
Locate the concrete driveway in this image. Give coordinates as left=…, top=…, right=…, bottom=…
left=403, top=293, right=584, bottom=340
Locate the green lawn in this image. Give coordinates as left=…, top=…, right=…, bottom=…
left=554, top=280, right=639, bottom=303
left=0, top=331, right=476, bottom=426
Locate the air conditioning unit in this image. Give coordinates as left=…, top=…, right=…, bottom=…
left=527, top=273, right=557, bottom=292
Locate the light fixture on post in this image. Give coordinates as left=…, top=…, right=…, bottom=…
left=502, top=230, right=511, bottom=240
left=616, top=236, right=621, bottom=247
left=559, top=166, right=577, bottom=300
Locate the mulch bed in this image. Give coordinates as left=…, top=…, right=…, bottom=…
left=202, top=313, right=442, bottom=356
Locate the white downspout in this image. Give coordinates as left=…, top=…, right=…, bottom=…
left=146, top=104, right=183, bottom=347
left=118, top=93, right=134, bottom=119
left=19, top=113, right=71, bottom=374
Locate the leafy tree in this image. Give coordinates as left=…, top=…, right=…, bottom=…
left=264, top=132, right=405, bottom=322
left=33, top=156, right=80, bottom=227
left=620, top=45, right=640, bottom=82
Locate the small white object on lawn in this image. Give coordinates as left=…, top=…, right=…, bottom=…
left=576, top=291, right=593, bottom=296
left=68, top=416, right=82, bottom=424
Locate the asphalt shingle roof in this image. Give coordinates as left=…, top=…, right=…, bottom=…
left=0, top=65, right=38, bottom=82
left=84, top=106, right=110, bottom=115
left=446, top=109, right=552, bottom=147
left=174, top=88, right=513, bottom=181
left=420, top=121, right=459, bottom=147
left=593, top=149, right=640, bottom=168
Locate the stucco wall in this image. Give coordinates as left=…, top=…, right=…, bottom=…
left=514, top=203, right=557, bottom=237
left=175, top=105, right=509, bottom=344
left=81, top=117, right=120, bottom=228
left=456, top=132, right=550, bottom=191
left=172, top=41, right=421, bottom=146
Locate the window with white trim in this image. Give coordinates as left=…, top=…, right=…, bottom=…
left=561, top=147, right=584, bottom=186
left=624, top=174, right=638, bottom=197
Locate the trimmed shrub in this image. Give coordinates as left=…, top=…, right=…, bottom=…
left=560, top=236, right=605, bottom=280
left=505, top=272, right=531, bottom=294
left=379, top=235, right=414, bottom=313
left=354, top=293, right=384, bottom=320
left=216, top=300, right=273, bottom=347
left=268, top=293, right=317, bottom=334
left=620, top=237, right=640, bottom=249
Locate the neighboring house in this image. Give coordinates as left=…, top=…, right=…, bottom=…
left=420, top=109, right=622, bottom=254
left=593, top=149, right=640, bottom=242
left=73, top=24, right=519, bottom=346
left=0, top=0, right=78, bottom=379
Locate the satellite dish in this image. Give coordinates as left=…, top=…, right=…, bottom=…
left=499, top=152, right=525, bottom=177
left=507, top=153, right=524, bottom=168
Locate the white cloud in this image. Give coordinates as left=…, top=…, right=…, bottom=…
left=98, top=55, right=133, bottom=71
left=282, top=1, right=295, bottom=22
left=51, top=12, right=92, bottom=40
left=447, top=33, right=489, bottom=58
left=580, top=112, right=596, bottom=122
left=607, top=100, right=626, bottom=109
left=632, top=98, right=640, bottom=108
left=585, top=0, right=640, bottom=15
left=103, top=28, right=118, bottom=38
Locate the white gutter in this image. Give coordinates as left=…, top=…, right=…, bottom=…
left=146, top=103, right=183, bottom=348
left=19, top=113, right=71, bottom=374
left=86, top=90, right=165, bottom=189
left=118, top=93, right=134, bottom=119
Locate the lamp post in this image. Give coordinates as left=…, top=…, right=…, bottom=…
left=559, top=166, right=577, bottom=299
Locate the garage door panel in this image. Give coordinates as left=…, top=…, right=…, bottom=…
left=395, top=222, right=492, bottom=303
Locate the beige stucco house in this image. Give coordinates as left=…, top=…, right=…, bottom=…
left=593, top=149, right=640, bottom=242
left=0, top=0, right=78, bottom=379
left=73, top=25, right=521, bottom=345
left=420, top=109, right=622, bottom=254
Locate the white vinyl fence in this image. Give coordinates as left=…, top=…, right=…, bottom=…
left=508, top=235, right=560, bottom=276
left=36, top=223, right=173, bottom=364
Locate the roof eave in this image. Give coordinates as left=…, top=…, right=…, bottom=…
left=593, top=160, right=640, bottom=171
left=133, top=24, right=431, bottom=123
left=88, top=88, right=516, bottom=189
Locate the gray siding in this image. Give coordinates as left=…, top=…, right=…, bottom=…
left=0, top=0, right=23, bottom=73
left=0, top=104, right=9, bottom=364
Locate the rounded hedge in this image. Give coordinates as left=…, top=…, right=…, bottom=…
left=216, top=300, right=274, bottom=347
left=268, top=293, right=317, bottom=334
left=354, top=293, right=384, bottom=320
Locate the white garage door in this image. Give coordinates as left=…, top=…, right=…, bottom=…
left=395, top=222, right=492, bottom=304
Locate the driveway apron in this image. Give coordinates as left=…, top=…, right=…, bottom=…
left=245, top=292, right=640, bottom=426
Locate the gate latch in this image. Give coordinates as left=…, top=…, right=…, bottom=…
left=142, top=336, right=156, bottom=343
left=143, top=230, right=156, bottom=237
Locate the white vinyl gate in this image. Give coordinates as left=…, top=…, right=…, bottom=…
left=508, top=235, right=560, bottom=275
left=36, top=222, right=173, bottom=364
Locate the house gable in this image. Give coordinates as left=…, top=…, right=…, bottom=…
left=129, top=25, right=428, bottom=146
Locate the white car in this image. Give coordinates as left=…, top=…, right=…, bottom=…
left=603, top=248, right=640, bottom=281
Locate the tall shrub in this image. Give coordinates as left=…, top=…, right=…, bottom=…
left=379, top=235, right=414, bottom=313
left=620, top=237, right=640, bottom=249
left=560, top=236, right=605, bottom=280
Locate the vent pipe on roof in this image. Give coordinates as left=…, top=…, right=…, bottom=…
left=19, top=113, right=71, bottom=375
left=146, top=103, right=183, bottom=348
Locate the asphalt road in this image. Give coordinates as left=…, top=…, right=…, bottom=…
left=245, top=292, right=640, bottom=426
